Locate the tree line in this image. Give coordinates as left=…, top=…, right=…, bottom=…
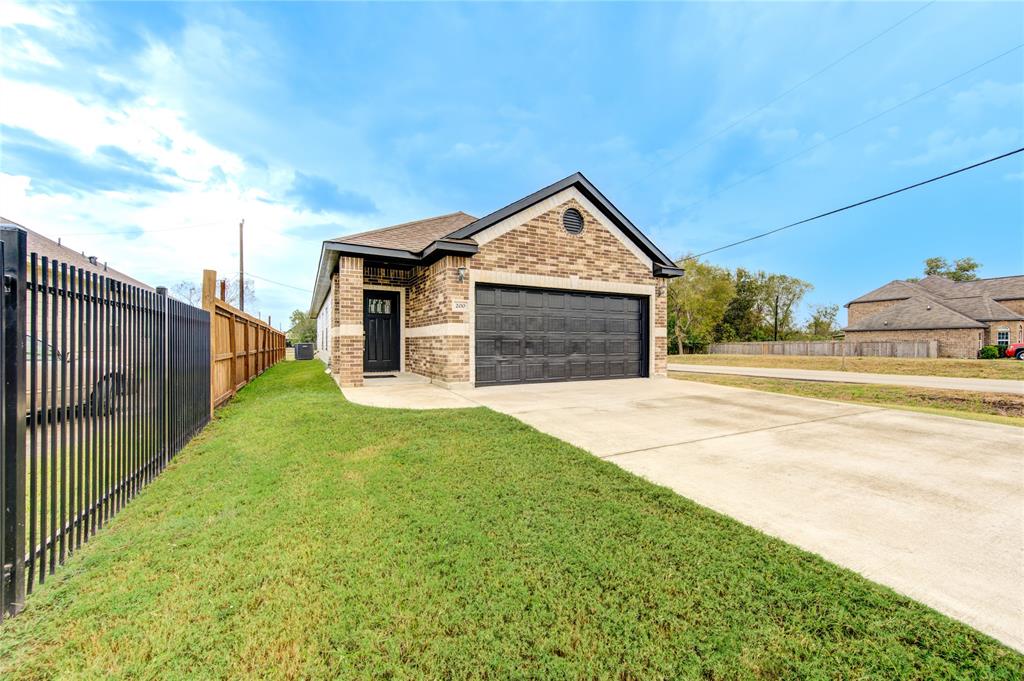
left=667, top=255, right=982, bottom=354
left=667, top=258, right=831, bottom=354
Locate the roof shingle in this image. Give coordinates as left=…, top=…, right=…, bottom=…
left=846, top=297, right=986, bottom=331
left=329, top=212, right=477, bottom=253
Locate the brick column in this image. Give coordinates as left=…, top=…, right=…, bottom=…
left=653, top=281, right=668, bottom=377
left=331, top=256, right=364, bottom=387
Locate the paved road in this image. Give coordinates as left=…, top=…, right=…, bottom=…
left=668, top=363, right=1024, bottom=394
left=344, top=376, right=1024, bottom=650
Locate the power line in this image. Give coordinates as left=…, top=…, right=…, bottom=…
left=625, top=0, right=936, bottom=190
left=681, top=146, right=1024, bottom=263
left=675, top=42, right=1023, bottom=215
left=247, top=272, right=312, bottom=293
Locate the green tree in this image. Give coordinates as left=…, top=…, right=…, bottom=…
left=805, top=303, right=839, bottom=338
left=666, top=257, right=735, bottom=353
left=288, top=309, right=317, bottom=344
left=715, top=268, right=766, bottom=342
left=923, top=256, right=981, bottom=282
left=759, top=274, right=813, bottom=340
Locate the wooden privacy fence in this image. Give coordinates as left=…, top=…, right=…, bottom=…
left=707, top=340, right=938, bottom=358
left=201, top=270, right=285, bottom=411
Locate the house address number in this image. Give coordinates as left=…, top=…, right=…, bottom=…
left=452, top=299, right=469, bottom=312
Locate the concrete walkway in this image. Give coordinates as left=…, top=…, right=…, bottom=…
left=342, top=376, right=1024, bottom=650
left=668, top=363, right=1024, bottom=394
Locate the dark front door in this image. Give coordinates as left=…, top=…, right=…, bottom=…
left=363, top=290, right=400, bottom=373
left=475, top=284, right=647, bottom=386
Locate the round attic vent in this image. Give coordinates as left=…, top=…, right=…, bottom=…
left=562, top=207, right=584, bottom=235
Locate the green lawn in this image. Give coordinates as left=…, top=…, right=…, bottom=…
left=670, top=353, right=1024, bottom=379
left=1, top=361, right=1020, bottom=678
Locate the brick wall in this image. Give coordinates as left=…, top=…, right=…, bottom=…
left=407, top=256, right=470, bottom=328
left=406, top=336, right=470, bottom=383
left=996, top=298, right=1024, bottom=316
left=844, top=328, right=979, bottom=359
left=847, top=299, right=903, bottom=325
left=988, top=320, right=1023, bottom=346
left=331, top=256, right=364, bottom=387
left=401, top=256, right=471, bottom=384
left=472, top=198, right=653, bottom=284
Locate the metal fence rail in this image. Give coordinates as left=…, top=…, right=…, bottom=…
left=1, top=226, right=211, bottom=619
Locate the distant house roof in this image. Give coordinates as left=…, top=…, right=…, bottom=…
left=915, top=274, right=1024, bottom=301
left=846, top=280, right=926, bottom=304
left=845, top=296, right=987, bottom=331
left=1, top=217, right=154, bottom=290
left=845, top=273, right=1024, bottom=332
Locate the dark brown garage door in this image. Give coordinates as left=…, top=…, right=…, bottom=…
left=474, top=284, right=646, bottom=386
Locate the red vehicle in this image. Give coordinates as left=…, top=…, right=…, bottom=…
left=1005, top=342, right=1024, bottom=360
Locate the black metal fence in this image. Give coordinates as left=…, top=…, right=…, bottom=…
left=1, top=226, right=211, bottom=620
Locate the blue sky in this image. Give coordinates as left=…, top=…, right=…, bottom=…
left=1, top=1, right=1022, bottom=328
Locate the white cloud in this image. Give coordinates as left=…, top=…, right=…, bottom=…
left=0, top=2, right=382, bottom=323
left=893, top=127, right=1022, bottom=167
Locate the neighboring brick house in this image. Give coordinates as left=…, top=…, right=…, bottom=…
left=844, top=274, right=1024, bottom=358
left=310, top=173, right=682, bottom=388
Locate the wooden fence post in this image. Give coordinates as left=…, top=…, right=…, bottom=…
left=201, top=269, right=217, bottom=419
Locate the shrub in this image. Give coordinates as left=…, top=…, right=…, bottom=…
left=977, top=345, right=1002, bottom=360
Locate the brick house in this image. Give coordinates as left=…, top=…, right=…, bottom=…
left=844, top=274, right=1024, bottom=358
left=310, top=173, right=682, bottom=388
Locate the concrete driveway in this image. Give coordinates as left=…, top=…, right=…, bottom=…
left=343, top=375, right=1024, bottom=650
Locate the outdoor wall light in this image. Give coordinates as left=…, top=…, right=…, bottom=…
left=457, top=266, right=467, bottom=283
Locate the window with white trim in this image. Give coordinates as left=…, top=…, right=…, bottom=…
left=1018, top=323, right=1023, bottom=343
left=996, top=327, right=1009, bottom=346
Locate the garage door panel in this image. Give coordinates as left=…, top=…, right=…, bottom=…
left=500, top=290, right=521, bottom=306
left=476, top=339, right=496, bottom=357
left=475, top=284, right=646, bottom=386
left=501, top=339, right=522, bottom=356
left=477, top=313, right=497, bottom=331
left=476, top=287, right=496, bottom=305
left=525, top=291, right=544, bottom=308
left=500, top=315, right=521, bottom=332
left=525, top=338, right=545, bottom=355
left=525, top=362, right=545, bottom=380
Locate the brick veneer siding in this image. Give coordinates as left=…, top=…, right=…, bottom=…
left=472, top=198, right=653, bottom=284
left=407, top=257, right=471, bottom=328
left=400, top=256, right=471, bottom=384
left=406, top=336, right=471, bottom=383
left=844, top=328, right=979, bottom=359
left=996, top=298, right=1024, bottom=316
left=847, top=299, right=902, bottom=325
left=988, top=320, right=1024, bottom=347
left=331, top=256, right=364, bottom=387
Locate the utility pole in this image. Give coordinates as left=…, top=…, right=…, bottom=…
left=238, top=218, right=245, bottom=312
left=773, top=294, right=780, bottom=341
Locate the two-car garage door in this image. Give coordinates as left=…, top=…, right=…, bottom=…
left=474, top=284, right=647, bottom=386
